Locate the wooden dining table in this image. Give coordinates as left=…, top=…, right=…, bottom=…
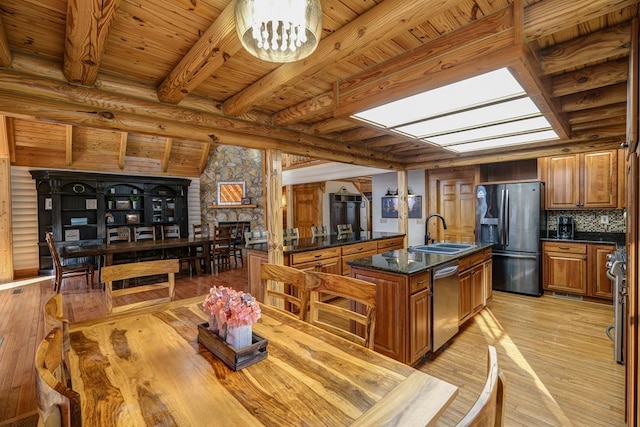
left=62, top=236, right=214, bottom=273
left=68, top=296, right=458, bottom=426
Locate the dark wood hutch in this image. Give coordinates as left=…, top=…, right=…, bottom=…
left=31, top=170, right=190, bottom=274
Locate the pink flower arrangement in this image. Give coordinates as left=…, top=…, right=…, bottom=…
left=203, top=286, right=261, bottom=335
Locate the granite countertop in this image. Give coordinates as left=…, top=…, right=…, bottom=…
left=244, top=232, right=405, bottom=254
left=347, top=242, right=493, bottom=275
left=541, top=231, right=625, bottom=248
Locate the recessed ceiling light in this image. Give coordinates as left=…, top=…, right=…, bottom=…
left=352, top=67, right=559, bottom=153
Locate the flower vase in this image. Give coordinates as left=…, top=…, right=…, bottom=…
left=226, top=325, right=252, bottom=350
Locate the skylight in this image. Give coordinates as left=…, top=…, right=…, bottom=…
left=352, top=68, right=559, bottom=153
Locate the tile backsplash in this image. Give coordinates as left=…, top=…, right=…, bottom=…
left=547, top=210, right=626, bottom=233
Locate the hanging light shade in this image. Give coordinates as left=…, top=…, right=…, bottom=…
left=234, top=0, right=322, bottom=63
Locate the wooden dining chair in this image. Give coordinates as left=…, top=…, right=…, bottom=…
left=455, top=345, right=506, bottom=427
left=336, top=224, right=353, bottom=234
left=212, top=225, right=233, bottom=272
left=45, top=231, right=94, bottom=293
left=107, top=226, right=131, bottom=244
left=230, top=223, right=248, bottom=266
left=244, top=229, right=268, bottom=244
left=192, top=223, right=211, bottom=271
left=260, top=263, right=311, bottom=321
left=162, top=224, right=198, bottom=275
left=305, top=271, right=377, bottom=349
left=283, top=227, right=300, bottom=240
left=101, top=258, right=180, bottom=314
left=311, top=225, right=328, bottom=237
left=133, top=226, right=159, bottom=262
left=35, top=327, right=82, bottom=427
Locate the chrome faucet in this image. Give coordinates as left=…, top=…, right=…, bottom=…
left=425, top=213, right=447, bottom=244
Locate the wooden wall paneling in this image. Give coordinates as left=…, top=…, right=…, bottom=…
left=197, top=142, right=210, bottom=175
left=12, top=119, right=67, bottom=168
left=0, top=115, right=13, bottom=282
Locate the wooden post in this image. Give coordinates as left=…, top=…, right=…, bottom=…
left=397, top=171, right=408, bottom=249
left=0, top=115, right=14, bottom=282
left=265, top=149, right=284, bottom=266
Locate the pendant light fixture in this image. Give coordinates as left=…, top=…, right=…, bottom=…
left=234, top=0, right=322, bottom=63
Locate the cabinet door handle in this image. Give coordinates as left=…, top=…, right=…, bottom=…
left=558, top=247, right=570, bottom=250
left=316, top=262, right=323, bottom=268
left=314, top=254, right=322, bottom=258
left=416, top=280, right=425, bottom=285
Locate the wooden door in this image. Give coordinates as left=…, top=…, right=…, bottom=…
left=581, top=150, right=617, bottom=208
left=546, top=154, right=580, bottom=209
left=428, top=168, right=476, bottom=243
left=292, top=183, right=323, bottom=238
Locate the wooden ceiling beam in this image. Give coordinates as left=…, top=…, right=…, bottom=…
left=0, top=68, right=402, bottom=165
left=525, top=0, right=639, bottom=41
left=0, top=89, right=403, bottom=170
left=540, top=21, right=631, bottom=75
left=568, top=103, right=627, bottom=124
left=63, top=0, right=121, bottom=85
left=561, top=82, right=628, bottom=112
left=221, top=0, right=464, bottom=116
left=341, top=127, right=385, bottom=142
left=552, top=58, right=629, bottom=97
left=309, top=118, right=357, bottom=134
left=272, top=92, right=333, bottom=126
left=162, top=138, right=173, bottom=173
left=118, top=132, right=127, bottom=170
left=0, top=16, right=11, bottom=67
left=157, top=2, right=240, bottom=104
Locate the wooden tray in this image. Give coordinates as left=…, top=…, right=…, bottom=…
left=197, top=323, right=268, bottom=371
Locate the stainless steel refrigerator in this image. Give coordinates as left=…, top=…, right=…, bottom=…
left=475, top=181, right=545, bottom=296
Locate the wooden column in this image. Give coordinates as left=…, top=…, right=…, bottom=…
left=0, top=115, right=13, bottom=282
left=397, top=171, right=408, bottom=248
left=265, top=149, right=284, bottom=266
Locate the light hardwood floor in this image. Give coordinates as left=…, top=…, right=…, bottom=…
left=0, top=265, right=625, bottom=426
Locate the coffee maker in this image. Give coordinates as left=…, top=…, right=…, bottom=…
left=557, top=216, right=575, bottom=239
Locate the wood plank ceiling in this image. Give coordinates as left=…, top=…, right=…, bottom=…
left=0, top=0, right=637, bottom=177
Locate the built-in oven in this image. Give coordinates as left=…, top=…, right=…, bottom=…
left=605, top=248, right=626, bottom=364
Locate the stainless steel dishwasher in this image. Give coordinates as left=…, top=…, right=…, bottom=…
left=432, top=261, right=460, bottom=351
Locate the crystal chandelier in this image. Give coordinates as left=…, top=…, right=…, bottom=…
left=234, top=0, right=322, bottom=63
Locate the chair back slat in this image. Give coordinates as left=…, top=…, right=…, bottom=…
left=305, top=271, right=377, bottom=349
left=260, top=263, right=310, bottom=321
left=161, top=225, right=181, bottom=240
left=107, top=227, right=131, bottom=244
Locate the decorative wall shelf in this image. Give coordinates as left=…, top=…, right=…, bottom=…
left=210, top=204, right=257, bottom=209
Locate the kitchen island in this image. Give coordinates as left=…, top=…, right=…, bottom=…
left=348, top=243, right=493, bottom=365
left=246, top=232, right=405, bottom=302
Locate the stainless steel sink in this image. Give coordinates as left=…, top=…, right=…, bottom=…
left=411, top=242, right=476, bottom=255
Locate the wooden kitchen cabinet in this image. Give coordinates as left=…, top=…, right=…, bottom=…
left=410, top=288, right=431, bottom=364
left=543, top=242, right=588, bottom=295
left=289, top=247, right=341, bottom=274
left=459, top=263, right=483, bottom=325
left=544, top=150, right=618, bottom=209
left=543, top=241, right=615, bottom=300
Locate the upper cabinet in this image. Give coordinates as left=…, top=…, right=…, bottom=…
left=542, top=149, right=622, bottom=210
